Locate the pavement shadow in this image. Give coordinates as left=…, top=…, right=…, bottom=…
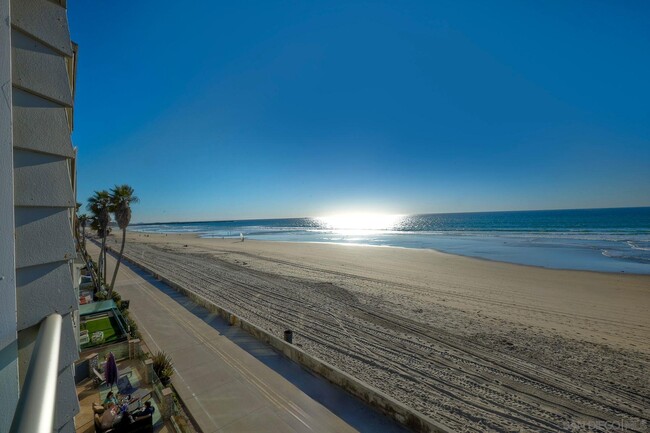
left=122, top=260, right=411, bottom=433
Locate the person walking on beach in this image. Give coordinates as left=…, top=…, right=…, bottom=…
left=240, top=233, right=245, bottom=242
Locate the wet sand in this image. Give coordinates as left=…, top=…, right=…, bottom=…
left=106, top=232, right=650, bottom=432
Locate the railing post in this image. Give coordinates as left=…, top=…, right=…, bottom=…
left=10, top=314, right=63, bottom=433
left=88, top=352, right=99, bottom=372
left=135, top=339, right=141, bottom=358
left=128, top=339, right=140, bottom=359
left=161, top=387, right=174, bottom=420
left=143, top=358, right=153, bottom=384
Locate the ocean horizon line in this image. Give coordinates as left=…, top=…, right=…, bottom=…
left=130, top=205, right=650, bottom=226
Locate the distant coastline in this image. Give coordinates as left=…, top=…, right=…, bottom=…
left=130, top=207, right=650, bottom=274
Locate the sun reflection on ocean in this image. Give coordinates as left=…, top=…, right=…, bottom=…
left=316, top=214, right=405, bottom=232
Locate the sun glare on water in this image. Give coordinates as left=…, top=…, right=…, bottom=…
left=317, top=213, right=404, bottom=231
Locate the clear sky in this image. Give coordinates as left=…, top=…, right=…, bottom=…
left=69, top=1, right=650, bottom=223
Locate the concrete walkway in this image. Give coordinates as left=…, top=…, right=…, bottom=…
left=88, top=242, right=409, bottom=433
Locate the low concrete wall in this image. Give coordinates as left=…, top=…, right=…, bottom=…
left=80, top=339, right=130, bottom=363
left=116, top=248, right=453, bottom=433
left=73, top=357, right=89, bottom=384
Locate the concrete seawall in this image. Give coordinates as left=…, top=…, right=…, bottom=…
left=113, top=247, right=453, bottom=433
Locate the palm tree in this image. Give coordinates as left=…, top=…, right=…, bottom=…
left=74, top=202, right=83, bottom=247
left=90, top=216, right=111, bottom=283
left=109, top=184, right=139, bottom=294
left=87, top=190, right=111, bottom=285
left=78, top=214, right=89, bottom=250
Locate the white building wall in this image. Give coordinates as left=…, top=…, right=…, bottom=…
left=0, top=0, right=19, bottom=431
left=1, top=0, right=80, bottom=431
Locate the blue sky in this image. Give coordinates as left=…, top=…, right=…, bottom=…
left=69, top=1, right=650, bottom=223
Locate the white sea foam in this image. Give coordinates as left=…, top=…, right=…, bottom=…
left=627, top=240, right=650, bottom=251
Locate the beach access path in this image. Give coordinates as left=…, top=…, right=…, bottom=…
left=87, top=242, right=406, bottom=433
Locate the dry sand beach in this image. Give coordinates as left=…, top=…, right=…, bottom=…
left=107, top=232, right=650, bottom=432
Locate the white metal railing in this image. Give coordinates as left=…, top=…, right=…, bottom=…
left=10, top=314, right=63, bottom=433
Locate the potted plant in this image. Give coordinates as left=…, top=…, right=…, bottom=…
left=152, top=351, right=174, bottom=385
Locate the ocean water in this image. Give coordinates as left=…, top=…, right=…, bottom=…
left=131, top=207, right=650, bottom=274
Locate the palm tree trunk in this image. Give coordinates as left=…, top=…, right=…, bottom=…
left=73, top=218, right=81, bottom=250
left=88, top=252, right=100, bottom=295
left=109, top=228, right=126, bottom=294
left=100, top=235, right=106, bottom=284
left=82, top=227, right=86, bottom=251
left=103, top=237, right=107, bottom=286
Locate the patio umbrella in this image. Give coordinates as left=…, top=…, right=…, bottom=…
left=105, top=352, right=118, bottom=390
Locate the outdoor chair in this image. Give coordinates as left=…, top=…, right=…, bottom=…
left=91, top=331, right=105, bottom=344
left=117, top=374, right=136, bottom=395
left=99, top=361, right=133, bottom=376
left=92, top=366, right=133, bottom=389
left=124, top=414, right=154, bottom=433
left=92, top=368, right=105, bottom=387
left=94, top=412, right=153, bottom=433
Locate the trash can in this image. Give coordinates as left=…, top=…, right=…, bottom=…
left=283, top=330, right=293, bottom=344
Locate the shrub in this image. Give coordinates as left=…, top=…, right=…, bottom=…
left=126, top=315, right=140, bottom=339
left=152, top=351, right=174, bottom=383
left=96, top=290, right=126, bottom=309
left=111, top=291, right=121, bottom=302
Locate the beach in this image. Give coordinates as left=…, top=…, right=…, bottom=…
left=107, top=232, right=650, bottom=432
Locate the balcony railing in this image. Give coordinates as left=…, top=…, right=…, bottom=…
left=10, top=314, right=62, bottom=433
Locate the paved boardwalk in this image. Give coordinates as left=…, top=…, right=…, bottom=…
left=88, top=242, right=408, bottom=433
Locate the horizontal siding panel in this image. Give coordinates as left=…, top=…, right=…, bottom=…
left=55, top=363, right=80, bottom=430
left=15, top=207, right=75, bottom=268
left=14, top=150, right=74, bottom=207
left=11, top=30, right=72, bottom=107
left=55, top=315, right=80, bottom=430
left=17, top=324, right=39, bottom=387
left=57, top=419, right=76, bottom=433
left=13, top=89, right=74, bottom=157
left=16, top=316, right=79, bottom=428
left=16, top=262, right=76, bottom=330
left=11, top=0, right=73, bottom=57
left=0, top=351, right=19, bottom=432
left=58, top=313, right=79, bottom=373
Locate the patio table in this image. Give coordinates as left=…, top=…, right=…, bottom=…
left=126, top=388, right=152, bottom=412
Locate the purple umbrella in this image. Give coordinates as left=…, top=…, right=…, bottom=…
left=104, top=352, right=118, bottom=390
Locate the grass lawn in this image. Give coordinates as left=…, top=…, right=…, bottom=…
left=81, top=315, right=121, bottom=347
